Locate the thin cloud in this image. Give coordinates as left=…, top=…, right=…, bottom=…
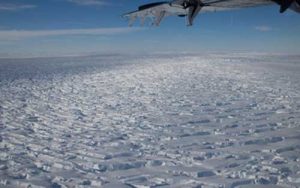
left=254, top=26, right=272, bottom=32
left=0, top=3, right=36, bottom=11
left=0, top=27, right=142, bottom=40
left=67, top=0, right=107, bottom=6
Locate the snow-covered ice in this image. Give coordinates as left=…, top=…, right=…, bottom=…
left=0, top=53, right=299, bottom=188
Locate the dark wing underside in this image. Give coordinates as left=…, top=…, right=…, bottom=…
left=174, top=0, right=272, bottom=8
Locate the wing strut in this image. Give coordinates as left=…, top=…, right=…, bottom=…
left=184, top=0, right=204, bottom=26
left=273, top=0, right=296, bottom=13
left=128, top=15, right=137, bottom=27
left=279, top=0, right=294, bottom=12
left=154, top=11, right=166, bottom=26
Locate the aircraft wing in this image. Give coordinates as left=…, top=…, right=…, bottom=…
left=123, top=0, right=299, bottom=26
left=123, top=1, right=233, bottom=26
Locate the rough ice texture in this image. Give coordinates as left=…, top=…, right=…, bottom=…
left=0, top=53, right=299, bottom=188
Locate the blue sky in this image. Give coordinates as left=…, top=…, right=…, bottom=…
left=0, top=0, right=299, bottom=57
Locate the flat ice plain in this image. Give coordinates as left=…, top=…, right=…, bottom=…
left=0, top=53, right=299, bottom=188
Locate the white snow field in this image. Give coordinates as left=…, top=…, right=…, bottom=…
left=0, top=53, right=299, bottom=188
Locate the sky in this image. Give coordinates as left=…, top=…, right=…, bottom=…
left=0, top=0, right=299, bottom=58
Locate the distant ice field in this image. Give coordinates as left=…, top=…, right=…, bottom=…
left=0, top=54, right=300, bottom=188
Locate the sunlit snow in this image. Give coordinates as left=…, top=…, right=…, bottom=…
left=0, top=54, right=299, bottom=187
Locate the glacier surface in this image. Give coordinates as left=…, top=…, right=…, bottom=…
left=0, top=54, right=299, bottom=188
